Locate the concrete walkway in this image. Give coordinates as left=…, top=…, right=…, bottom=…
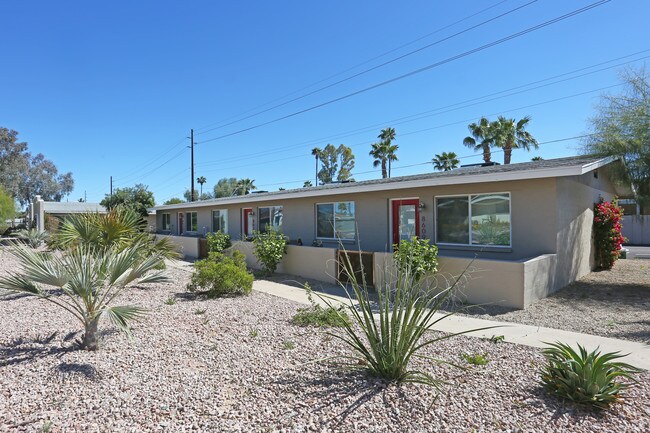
left=254, top=279, right=650, bottom=371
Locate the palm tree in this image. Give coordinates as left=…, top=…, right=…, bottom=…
left=531, top=156, right=544, bottom=161
left=463, top=117, right=495, bottom=164
left=369, top=141, right=390, bottom=178
left=237, top=178, right=257, bottom=195
left=432, top=152, right=460, bottom=171
left=303, top=180, right=313, bottom=188
left=196, top=176, right=207, bottom=198
left=492, top=116, right=539, bottom=164
left=378, top=128, right=398, bottom=177
left=311, top=147, right=321, bottom=185
left=0, top=243, right=167, bottom=350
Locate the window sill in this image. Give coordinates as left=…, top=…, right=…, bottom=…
left=437, top=244, right=512, bottom=253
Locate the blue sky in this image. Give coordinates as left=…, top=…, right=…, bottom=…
left=2, top=0, right=649, bottom=205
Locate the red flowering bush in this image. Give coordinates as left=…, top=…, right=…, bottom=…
left=593, top=198, right=626, bottom=270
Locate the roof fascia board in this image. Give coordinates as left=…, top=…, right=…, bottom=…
left=155, top=160, right=609, bottom=211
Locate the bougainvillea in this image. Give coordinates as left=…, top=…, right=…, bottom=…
left=593, top=198, right=626, bottom=270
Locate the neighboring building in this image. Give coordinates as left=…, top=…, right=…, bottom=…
left=28, top=196, right=106, bottom=233
left=152, top=156, right=626, bottom=308
left=620, top=198, right=650, bottom=245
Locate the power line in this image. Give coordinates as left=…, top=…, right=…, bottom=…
left=196, top=0, right=612, bottom=145
left=195, top=0, right=537, bottom=136
left=195, top=51, right=647, bottom=169
left=193, top=0, right=510, bottom=133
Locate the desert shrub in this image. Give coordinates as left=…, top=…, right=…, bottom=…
left=462, top=353, right=489, bottom=366
left=319, top=248, right=492, bottom=388
left=393, top=237, right=439, bottom=281
left=252, top=229, right=287, bottom=276
left=10, top=228, right=49, bottom=248
left=593, top=198, right=626, bottom=270
left=540, top=341, right=641, bottom=410
left=187, top=251, right=253, bottom=297
left=44, top=214, right=62, bottom=234
left=292, top=285, right=350, bottom=328
left=206, top=231, right=231, bottom=253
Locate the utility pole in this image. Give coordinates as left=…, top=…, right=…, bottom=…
left=190, top=129, right=195, bottom=202
left=110, top=176, right=113, bottom=198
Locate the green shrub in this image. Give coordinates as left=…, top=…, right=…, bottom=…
left=320, top=248, right=492, bottom=388
left=188, top=251, right=253, bottom=297
left=462, top=353, right=489, bottom=365
left=10, top=228, right=49, bottom=249
left=540, top=341, right=641, bottom=410
left=292, top=286, right=350, bottom=328
left=393, top=237, right=438, bottom=281
left=252, top=229, right=287, bottom=276
left=206, top=231, right=231, bottom=253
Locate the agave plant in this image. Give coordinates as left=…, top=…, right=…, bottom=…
left=320, top=251, right=495, bottom=388
left=0, top=243, right=168, bottom=350
left=540, top=341, right=642, bottom=409
left=51, top=207, right=178, bottom=265
left=10, top=228, right=49, bottom=249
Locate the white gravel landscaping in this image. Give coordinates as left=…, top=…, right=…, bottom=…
left=1, top=248, right=649, bottom=432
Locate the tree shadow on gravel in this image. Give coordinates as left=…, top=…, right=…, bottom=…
left=0, top=334, right=75, bottom=367
left=55, top=362, right=100, bottom=381
left=0, top=292, right=31, bottom=301
left=270, top=368, right=419, bottom=427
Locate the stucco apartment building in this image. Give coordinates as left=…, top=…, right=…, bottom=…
left=153, top=156, right=624, bottom=308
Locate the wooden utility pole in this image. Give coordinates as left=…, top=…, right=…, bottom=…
left=110, top=176, right=113, bottom=198
left=190, top=129, right=195, bottom=202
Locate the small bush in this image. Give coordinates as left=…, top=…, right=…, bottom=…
left=540, top=341, right=641, bottom=410
left=283, top=340, right=295, bottom=350
left=393, top=237, right=439, bottom=281
left=593, top=198, right=626, bottom=270
left=292, top=286, right=350, bottom=328
left=10, top=228, right=49, bottom=249
left=164, top=296, right=176, bottom=305
left=252, top=229, right=287, bottom=276
left=187, top=251, right=253, bottom=297
left=462, top=353, right=489, bottom=365
left=206, top=231, right=231, bottom=253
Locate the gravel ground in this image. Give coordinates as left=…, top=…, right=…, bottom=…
left=449, top=260, right=650, bottom=343
left=0, top=248, right=649, bottom=432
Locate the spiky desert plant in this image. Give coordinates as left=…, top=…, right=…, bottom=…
left=10, top=228, right=49, bottom=248
left=0, top=243, right=168, bottom=350
left=51, top=207, right=178, bottom=265
left=320, top=251, right=494, bottom=388
left=540, top=341, right=641, bottom=410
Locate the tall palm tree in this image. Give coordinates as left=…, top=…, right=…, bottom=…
left=237, top=178, right=257, bottom=195
left=196, top=176, right=207, bottom=198
left=463, top=117, right=495, bottom=164
left=311, top=147, right=321, bottom=185
left=378, top=127, right=398, bottom=177
left=492, top=116, right=539, bottom=164
left=369, top=141, right=389, bottom=178
left=0, top=243, right=167, bottom=350
left=386, top=143, right=399, bottom=178
left=432, top=152, right=460, bottom=171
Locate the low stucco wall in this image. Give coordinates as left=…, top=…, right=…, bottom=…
left=622, top=215, right=650, bottom=245
left=156, top=234, right=200, bottom=259
left=374, top=252, right=558, bottom=309
left=232, top=242, right=338, bottom=284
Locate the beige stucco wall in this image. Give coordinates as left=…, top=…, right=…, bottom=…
left=155, top=234, right=200, bottom=259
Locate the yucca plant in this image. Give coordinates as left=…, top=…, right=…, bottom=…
left=540, top=341, right=642, bottom=410
left=0, top=243, right=168, bottom=350
left=319, top=250, right=495, bottom=388
left=10, top=228, right=49, bottom=248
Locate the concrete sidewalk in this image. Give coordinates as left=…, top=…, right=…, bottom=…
left=254, top=279, right=650, bottom=371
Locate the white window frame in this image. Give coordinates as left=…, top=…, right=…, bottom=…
left=315, top=201, right=356, bottom=240
left=185, top=211, right=198, bottom=233
left=258, top=206, right=283, bottom=232
left=161, top=213, right=171, bottom=231
left=211, top=209, right=228, bottom=233
left=434, top=192, right=512, bottom=248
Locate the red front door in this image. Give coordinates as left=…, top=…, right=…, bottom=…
left=243, top=208, right=254, bottom=237
left=391, top=199, right=420, bottom=247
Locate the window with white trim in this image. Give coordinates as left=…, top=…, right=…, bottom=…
left=316, top=202, right=356, bottom=240
left=162, top=213, right=171, bottom=231
left=185, top=211, right=198, bottom=232
left=258, top=206, right=283, bottom=232
left=436, top=193, right=511, bottom=246
left=212, top=209, right=228, bottom=233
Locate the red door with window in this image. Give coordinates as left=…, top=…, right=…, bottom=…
left=243, top=208, right=254, bottom=238
left=391, top=199, right=420, bottom=247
